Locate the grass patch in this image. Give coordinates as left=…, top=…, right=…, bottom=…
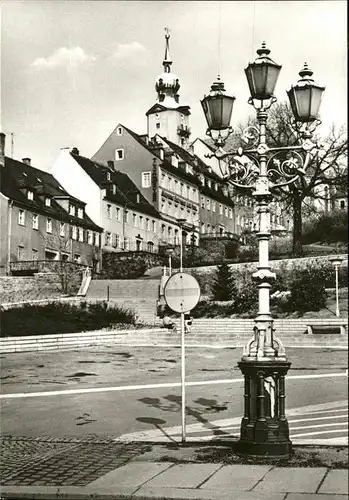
left=0, top=301, right=137, bottom=337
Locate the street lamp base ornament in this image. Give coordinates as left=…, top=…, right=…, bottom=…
left=236, top=359, right=292, bottom=459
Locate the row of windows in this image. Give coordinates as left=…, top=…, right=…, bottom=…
left=17, top=209, right=99, bottom=245
left=200, top=223, right=226, bottom=235
left=104, top=233, right=155, bottom=252
left=105, top=204, right=157, bottom=231
left=160, top=197, right=198, bottom=225
left=200, top=197, right=233, bottom=218
left=25, top=192, right=85, bottom=217
left=160, top=173, right=199, bottom=202
left=17, top=246, right=83, bottom=264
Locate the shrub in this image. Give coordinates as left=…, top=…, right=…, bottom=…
left=1, top=301, right=137, bottom=337
left=282, top=265, right=327, bottom=313
left=211, top=263, right=238, bottom=301
left=302, top=209, right=348, bottom=244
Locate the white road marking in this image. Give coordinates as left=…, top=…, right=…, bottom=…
left=291, top=429, right=348, bottom=438
left=290, top=422, right=348, bottom=431
left=289, top=415, right=348, bottom=423
left=0, top=372, right=346, bottom=400
left=115, top=400, right=348, bottom=444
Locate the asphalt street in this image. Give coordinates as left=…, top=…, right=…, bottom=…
left=1, top=346, right=348, bottom=441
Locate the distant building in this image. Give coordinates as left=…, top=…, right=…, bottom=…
left=0, top=134, right=102, bottom=275
left=51, top=149, right=163, bottom=253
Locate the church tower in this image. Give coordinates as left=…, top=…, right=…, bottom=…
left=146, top=28, right=191, bottom=148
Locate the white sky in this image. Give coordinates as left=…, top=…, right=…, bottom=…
left=1, top=0, right=347, bottom=171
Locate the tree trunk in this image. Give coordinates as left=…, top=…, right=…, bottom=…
left=292, top=193, right=303, bottom=257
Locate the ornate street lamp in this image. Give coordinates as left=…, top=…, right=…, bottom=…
left=202, top=42, right=324, bottom=459
left=329, top=256, right=343, bottom=317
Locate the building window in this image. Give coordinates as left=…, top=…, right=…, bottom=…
left=87, top=230, right=93, bottom=245
left=147, top=241, right=154, bottom=252
left=201, top=196, right=205, bottom=209
left=78, top=227, right=84, bottom=242
left=115, top=234, right=120, bottom=248
left=219, top=204, right=223, bottom=215
left=224, top=206, right=228, bottom=217
left=18, top=245, right=24, bottom=261
left=152, top=220, right=156, bottom=232
left=201, top=222, right=205, bottom=234
left=77, top=208, right=83, bottom=218
left=161, top=224, right=166, bottom=236
left=115, top=148, right=124, bottom=161
left=32, top=213, right=39, bottom=230
left=206, top=198, right=210, bottom=210
left=32, top=249, right=38, bottom=261
left=229, top=207, right=233, bottom=219
left=46, top=218, right=52, bottom=233
left=73, top=254, right=81, bottom=263
left=59, top=222, right=65, bottom=237
left=69, top=205, right=75, bottom=216
left=105, top=232, right=111, bottom=246
left=72, top=226, right=77, bottom=240
left=107, top=172, right=111, bottom=181
left=125, top=210, right=129, bottom=223
left=115, top=207, right=121, bottom=221
left=133, top=213, right=137, bottom=226
left=106, top=204, right=111, bottom=218
left=142, top=171, right=152, bottom=188
left=112, top=184, right=116, bottom=195
left=340, top=200, right=345, bottom=209
left=139, top=216, right=144, bottom=229
left=18, top=209, right=25, bottom=226
left=45, top=197, right=51, bottom=207
left=124, top=237, right=129, bottom=250
left=212, top=201, right=216, bottom=212
left=27, top=190, right=33, bottom=200
left=156, top=123, right=160, bottom=129
left=116, top=126, right=123, bottom=136
left=146, top=218, right=150, bottom=231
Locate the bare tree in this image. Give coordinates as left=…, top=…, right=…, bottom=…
left=226, top=102, right=347, bottom=256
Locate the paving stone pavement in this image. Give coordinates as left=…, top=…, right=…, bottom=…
left=0, top=435, right=150, bottom=486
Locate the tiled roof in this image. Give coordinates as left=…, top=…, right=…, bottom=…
left=70, top=152, right=161, bottom=219
left=1, top=157, right=102, bottom=231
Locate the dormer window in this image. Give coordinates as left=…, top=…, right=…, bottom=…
left=107, top=172, right=111, bottom=181
left=27, top=190, right=34, bottom=201
left=45, top=197, right=51, bottom=207
left=207, top=179, right=212, bottom=188
left=77, top=208, right=83, bottom=218
left=199, top=174, right=205, bottom=185
left=215, top=183, right=218, bottom=191
left=69, top=205, right=75, bottom=216
left=171, top=155, right=178, bottom=168
left=112, top=184, right=116, bottom=194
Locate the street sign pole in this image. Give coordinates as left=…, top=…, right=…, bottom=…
left=163, top=272, right=201, bottom=445
left=181, top=311, right=186, bottom=443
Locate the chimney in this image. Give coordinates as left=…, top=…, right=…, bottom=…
left=136, top=193, right=140, bottom=204
left=0, top=133, right=5, bottom=167
left=71, top=147, right=80, bottom=155
left=22, top=158, right=31, bottom=166
left=107, top=160, right=114, bottom=170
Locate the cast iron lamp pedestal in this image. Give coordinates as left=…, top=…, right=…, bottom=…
left=201, top=43, right=325, bottom=459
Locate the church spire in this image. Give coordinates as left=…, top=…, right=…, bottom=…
left=155, top=27, right=180, bottom=105
left=163, top=27, right=172, bottom=73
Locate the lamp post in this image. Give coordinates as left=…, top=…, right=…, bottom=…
left=329, top=257, right=343, bottom=317
left=201, top=42, right=324, bottom=459
left=167, top=248, right=174, bottom=276
left=177, top=218, right=187, bottom=273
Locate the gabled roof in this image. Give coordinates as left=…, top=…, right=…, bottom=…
left=1, top=157, right=102, bottom=231
left=70, top=152, right=161, bottom=219
left=146, top=103, right=190, bottom=116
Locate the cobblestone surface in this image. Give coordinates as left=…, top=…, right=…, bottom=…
left=1, top=435, right=150, bottom=486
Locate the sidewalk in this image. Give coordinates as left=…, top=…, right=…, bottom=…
left=1, top=438, right=348, bottom=500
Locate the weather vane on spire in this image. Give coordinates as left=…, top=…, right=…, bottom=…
left=165, top=27, right=170, bottom=39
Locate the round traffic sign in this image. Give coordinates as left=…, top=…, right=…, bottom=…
left=164, top=272, right=201, bottom=313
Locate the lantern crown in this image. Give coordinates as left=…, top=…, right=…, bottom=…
left=287, top=62, right=325, bottom=123
left=245, top=42, right=282, bottom=100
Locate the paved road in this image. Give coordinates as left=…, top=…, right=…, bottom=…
left=1, top=346, right=347, bottom=442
